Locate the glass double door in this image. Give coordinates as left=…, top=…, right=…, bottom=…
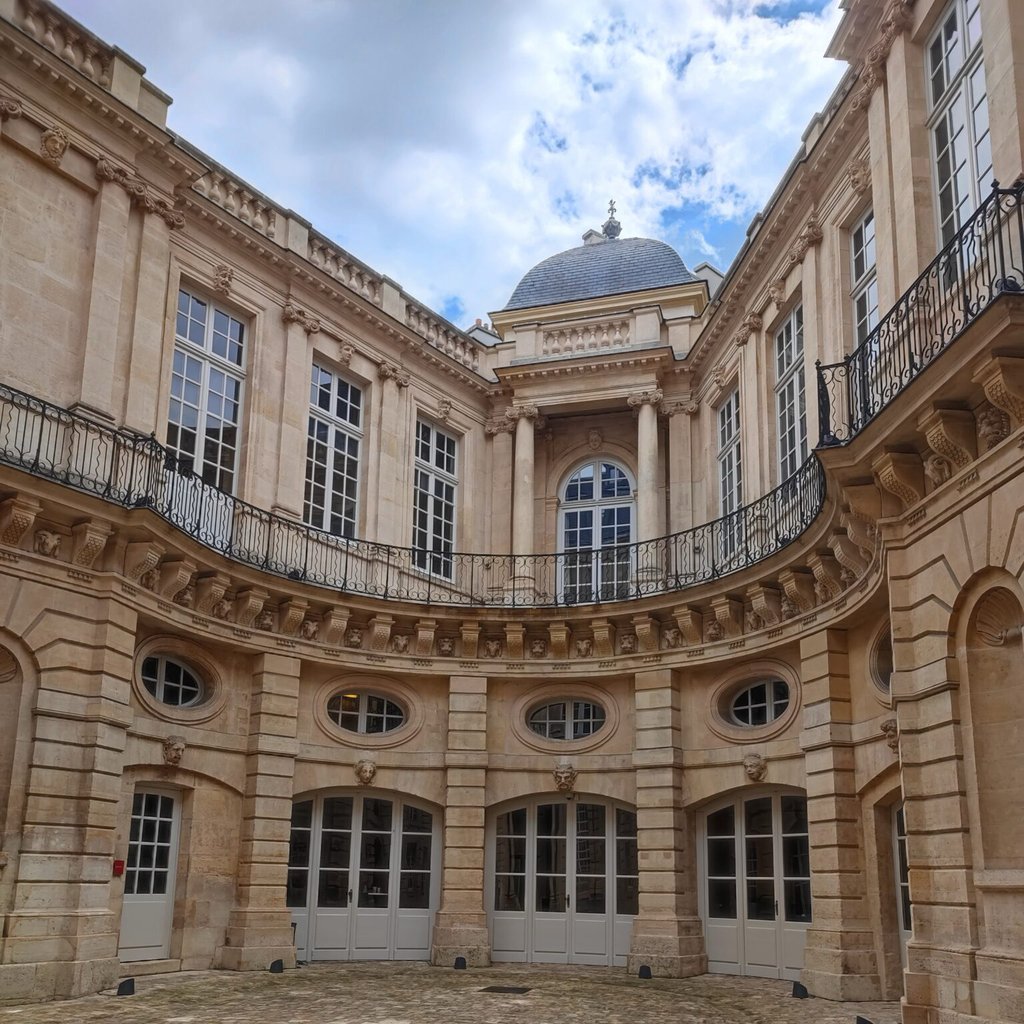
left=287, top=793, right=438, bottom=961
left=490, top=800, right=638, bottom=966
left=700, top=792, right=811, bottom=980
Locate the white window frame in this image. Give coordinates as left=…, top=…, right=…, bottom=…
left=718, top=390, right=742, bottom=517
left=304, top=363, right=363, bottom=539
left=526, top=699, right=607, bottom=741
left=412, top=419, right=458, bottom=579
left=927, top=0, right=991, bottom=246
left=558, top=459, right=636, bottom=603
left=168, top=287, right=246, bottom=494
left=775, top=307, right=807, bottom=483
left=851, top=209, right=879, bottom=347
left=327, top=691, right=405, bottom=734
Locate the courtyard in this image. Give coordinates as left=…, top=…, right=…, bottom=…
left=1, top=963, right=901, bottom=1024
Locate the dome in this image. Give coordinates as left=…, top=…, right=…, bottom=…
left=504, top=235, right=696, bottom=311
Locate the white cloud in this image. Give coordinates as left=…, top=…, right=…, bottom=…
left=60, top=0, right=845, bottom=324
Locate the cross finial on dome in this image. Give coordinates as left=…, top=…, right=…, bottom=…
left=602, top=199, right=622, bottom=239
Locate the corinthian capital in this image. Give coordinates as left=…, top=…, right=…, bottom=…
left=378, top=362, right=411, bottom=387
left=283, top=301, right=321, bottom=335
left=627, top=388, right=663, bottom=409
left=505, top=404, right=540, bottom=421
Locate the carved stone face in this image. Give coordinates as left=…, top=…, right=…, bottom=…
left=437, top=637, right=456, bottom=657
left=553, top=762, right=577, bottom=792
left=34, top=530, right=61, bottom=557
left=299, top=619, right=319, bottom=641
left=529, top=638, right=547, bottom=658
left=163, top=735, right=186, bottom=766
left=484, top=639, right=502, bottom=658
left=345, top=627, right=364, bottom=648
left=662, top=627, right=681, bottom=649
left=391, top=634, right=410, bottom=653
left=742, top=753, right=767, bottom=782
left=619, top=634, right=637, bottom=654
left=256, top=608, right=274, bottom=630
left=354, top=759, right=377, bottom=785
left=575, top=639, right=593, bottom=658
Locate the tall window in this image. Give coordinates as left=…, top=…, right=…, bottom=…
left=168, top=288, right=245, bottom=492
left=412, top=420, right=458, bottom=577
left=928, top=0, right=991, bottom=245
left=775, top=306, right=807, bottom=481
left=718, top=391, right=742, bottom=517
left=304, top=364, right=362, bottom=538
left=851, top=211, right=879, bottom=346
left=559, top=460, right=634, bottom=603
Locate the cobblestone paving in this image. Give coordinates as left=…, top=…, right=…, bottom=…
left=1, top=962, right=901, bottom=1024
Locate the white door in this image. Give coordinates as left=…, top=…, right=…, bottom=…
left=118, top=790, right=180, bottom=962
left=893, top=804, right=912, bottom=970
left=287, top=793, right=438, bottom=961
left=700, top=792, right=811, bottom=980
left=490, top=800, right=638, bottom=966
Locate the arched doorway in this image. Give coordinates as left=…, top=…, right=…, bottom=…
left=487, top=796, right=638, bottom=966
left=698, top=789, right=811, bottom=980
left=287, top=791, right=441, bottom=961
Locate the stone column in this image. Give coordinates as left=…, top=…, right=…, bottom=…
left=374, top=363, right=411, bottom=547
left=430, top=675, right=491, bottom=966
left=0, top=593, right=135, bottom=1002
left=507, top=404, right=539, bottom=587
left=219, top=653, right=300, bottom=971
left=75, top=178, right=132, bottom=420
left=980, top=0, right=1024, bottom=193
left=799, top=629, right=881, bottom=999
left=123, top=212, right=173, bottom=432
left=271, top=306, right=318, bottom=519
left=485, top=415, right=515, bottom=554
left=628, top=389, right=663, bottom=543
left=627, top=667, right=706, bottom=977
left=662, top=400, right=693, bottom=535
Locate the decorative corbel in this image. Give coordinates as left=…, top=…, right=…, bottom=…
left=155, top=558, right=196, bottom=600
left=732, top=312, right=763, bottom=348
left=746, top=584, right=782, bottom=628
left=710, top=596, right=743, bottom=639
left=873, top=451, right=924, bottom=512
left=70, top=519, right=113, bottom=569
left=631, top=614, right=660, bottom=653
left=379, top=362, right=411, bottom=388
left=918, top=407, right=976, bottom=470
left=548, top=622, right=571, bottom=660
left=280, top=599, right=311, bottom=637
left=777, top=568, right=816, bottom=614
left=124, top=540, right=165, bottom=581
left=973, top=356, right=1024, bottom=426
left=808, top=552, right=843, bottom=602
left=673, top=605, right=704, bottom=647
left=830, top=532, right=868, bottom=579
left=368, top=614, right=394, bottom=653
left=322, top=607, right=349, bottom=647
left=195, top=572, right=231, bottom=615
left=504, top=623, right=525, bottom=661
left=0, top=496, right=41, bottom=547
left=234, top=587, right=269, bottom=628
left=413, top=618, right=437, bottom=657
left=282, top=300, right=321, bottom=335
left=591, top=619, right=616, bottom=659
left=459, top=621, right=480, bottom=660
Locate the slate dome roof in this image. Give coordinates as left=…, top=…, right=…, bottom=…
left=504, top=235, right=696, bottom=311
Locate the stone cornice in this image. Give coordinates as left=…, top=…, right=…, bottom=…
left=494, top=346, right=674, bottom=385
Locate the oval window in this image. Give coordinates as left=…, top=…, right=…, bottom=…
left=872, top=627, right=894, bottom=692
left=527, top=699, right=606, bottom=740
left=141, top=655, right=204, bottom=708
left=730, top=680, right=790, bottom=727
left=327, top=692, right=405, bottom=734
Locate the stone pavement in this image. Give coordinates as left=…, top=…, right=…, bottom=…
left=0, top=962, right=902, bottom=1024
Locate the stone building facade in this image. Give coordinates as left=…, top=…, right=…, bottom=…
left=1, top=1, right=1023, bottom=1022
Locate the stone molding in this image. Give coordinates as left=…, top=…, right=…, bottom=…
left=378, top=362, right=411, bottom=387
left=95, top=156, right=185, bottom=229
left=282, top=300, right=321, bottom=335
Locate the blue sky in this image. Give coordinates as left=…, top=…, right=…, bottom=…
left=61, top=0, right=846, bottom=328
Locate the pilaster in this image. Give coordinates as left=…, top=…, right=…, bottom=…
left=218, top=653, right=300, bottom=971
left=431, top=675, right=491, bottom=967
left=626, top=667, right=706, bottom=978
left=799, top=628, right=881, bottom=1000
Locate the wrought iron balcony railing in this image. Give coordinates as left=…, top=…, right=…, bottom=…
left=0, top=381, right=826, bottom=608
left=817, top=180, right=1024, bottom=446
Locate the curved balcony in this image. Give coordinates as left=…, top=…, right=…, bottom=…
left=817, top=180, right=1024, bottom=446
left=0, top=381, right=827, bottom=608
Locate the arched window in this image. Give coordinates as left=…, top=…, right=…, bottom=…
left=559, top=459, right=635, bottom=603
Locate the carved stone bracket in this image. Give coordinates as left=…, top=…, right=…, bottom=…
left=732, top=312, right=763, bottom=349
left=414, top=618, right=437, bottom=657
left=548, top=622, right=570, bottom=660
left=505, top=624, right=525, bottom=661
left=710, top=596, right=743, bottom=639
left=591, top=620, right=616, bottom=659
left=830, top=533, right=868, bottom=578
left=71, top=519, right=112, bottom=569
left=746, top=584, right=781, bottom=628
left=156, top=558, right=196, bottom=600
left=367, top=614, right=394, bottom=653
left=973, top=356, right=1024, bottom=426
left=0, top=497, right=41, bottom=547
left=787, top=216, right=823, bottom=266
left=195, top=572, right=231, bottom=615
left=631, top=614, right=660, bottom=653
left=808, top=552, right=843, bottom=603
left=873, top=450, right=924, bottom=512
left=851, top=0, right=914, bottom=111
left=234, top=587, right=269, bottom=628
left=95, top=156, right=185, bottom=229
left=919, top=407, right=976, bottom=470
left=460, top=622, right=480, bottom=660
left=124, top=540, right=165, bottom=581
left=673, top=605, right=704, bottom=647
left=379, top=362, right=411, bottom=388
left=283, top=300, right=321, bottom=335
left=280, top=599, right=311, bottom=637
left=321, top=607, right=349, bottom=647
left=778, top=568, right=816, bottom=615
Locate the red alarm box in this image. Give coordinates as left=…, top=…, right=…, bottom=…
left=112, top=859, right=125, bottom=877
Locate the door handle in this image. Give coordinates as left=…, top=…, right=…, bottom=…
left=774, top=900, right=779, bottom=918
left=565, top=893, right=571, bottom=908
left=348, top=889, right=353, bottom=902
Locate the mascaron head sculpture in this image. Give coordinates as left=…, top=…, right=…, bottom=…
left=742, top=752, right=767, bottom=782
left=354, top=758, right=377, bottom=786
left=162, top=735, right=187, bottom=767
left=553, top=762, right=578, bottom=793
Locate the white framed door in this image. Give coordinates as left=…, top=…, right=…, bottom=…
left=118, top=789, right=181, bottom=962
left=893, top=803, right=912, bottom=969
left=699, top=790, right=811, bottom=980
left=489, top=798, right=638, bottom=966
left=287, top=792, right=439, bottom=961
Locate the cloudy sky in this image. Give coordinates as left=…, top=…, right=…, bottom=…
left=62, top=0, right=847, bottom=327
